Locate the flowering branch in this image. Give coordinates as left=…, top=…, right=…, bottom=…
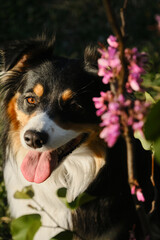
left=94, top=0, right=152, bottom=238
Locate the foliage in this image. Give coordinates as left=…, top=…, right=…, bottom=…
left=51, top=231, right=73, bottom=240
left=9, top=186, right=95, bottom=240
left=144, top=100, right=160, bottom=163
left=11, top=214, right=41, bottom=240
left=57, top=187, right=96, bottom=210
left=14, top=185, right=34, bottom=199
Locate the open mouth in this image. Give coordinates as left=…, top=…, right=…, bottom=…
left=20, top=133, right=88, bottom=183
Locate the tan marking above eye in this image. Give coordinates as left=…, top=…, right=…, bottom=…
left=33, top=84, right=44, bottom=97
left=61, top=89, right=74, bottom=101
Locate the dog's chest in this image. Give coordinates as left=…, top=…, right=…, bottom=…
left=4, top=145, right=102, bottom=239
left=4, top=149, right=73, bottom=239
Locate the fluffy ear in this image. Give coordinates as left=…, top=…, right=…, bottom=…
left=0, top=36, right=55, bottom=72
left=84, top=45, right=100, bottom=74
left=0, top=40, right=32, bottom=72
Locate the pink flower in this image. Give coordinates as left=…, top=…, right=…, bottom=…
left=100, top=123, right=120, bottom=147
left=94, top=35, right=150, bottom=148
left=102, top=71, right=113, bottom=84
left=107, top=35, right=119, bottom=48
left=131, top=185, right=145, bottom=202
left=125, top=47, right=147, bottom=92
left=136, top=189, right=145, bottom=202
left=93, top=92, right=108, bottom=116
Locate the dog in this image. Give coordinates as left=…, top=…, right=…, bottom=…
left=1, top=36, right=160, bottom=240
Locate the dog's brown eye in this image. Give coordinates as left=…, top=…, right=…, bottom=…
left=26, top=97, right=36, bottom=105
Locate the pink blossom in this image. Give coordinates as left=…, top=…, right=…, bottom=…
left=125, top=47, right=147, bottom=92
left=129, top=78, right=141, bottom=91
left=133, top=121, right=144, bottom=131
left=107, top=35, right=119, bottom=48
left=93, top=91, right=150, bottom=147
left=108, top=102, right=119, bottom=111
left=100, top=123, right=120, bottom=147
left=131, top=185, right=145, bottom=202
left=136, top=189, right=145, bottom=202
left=98, top=58, right=108, bottom=68
left=92, top=92, right=108, bottom=116
left=102, top=71, right=113, bottom=84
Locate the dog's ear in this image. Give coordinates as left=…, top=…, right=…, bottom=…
left=0, top=36, right=55, bottom=72
left=84, top=45, right=100, bottom=74
left=0, top=41, right=32, bottom=72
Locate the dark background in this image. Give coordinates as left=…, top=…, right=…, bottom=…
left=0, top=0, right=159, bottom=57
left=0, top=0, right=160, bottom=239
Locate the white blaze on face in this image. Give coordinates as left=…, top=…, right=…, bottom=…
left=20, top=112, right=80, bottom=151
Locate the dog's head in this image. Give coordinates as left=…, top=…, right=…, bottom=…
left=1, top=37, right=107, bottom=183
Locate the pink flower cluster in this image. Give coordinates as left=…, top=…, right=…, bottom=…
left=98, top=36, right=121, bottom=84
left=93, top=92, right=150, bottom=147
left=93, top=35, right=150, bottom=147
left=98, top=35, right=148, bottom=92
left=125, top=48, right=148, bottom=92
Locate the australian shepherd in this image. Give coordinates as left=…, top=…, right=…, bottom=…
left=1, top=37, right=160, bottom=240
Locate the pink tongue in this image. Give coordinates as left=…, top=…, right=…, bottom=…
left=20, top=151, right=57, bottom=183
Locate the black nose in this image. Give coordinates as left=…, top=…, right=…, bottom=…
left=24, top=130, right=48, bottom=149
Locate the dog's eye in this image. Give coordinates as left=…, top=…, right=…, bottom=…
left=26, top=97, right=36, bottom=105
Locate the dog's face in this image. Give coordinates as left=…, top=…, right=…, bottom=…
left=1, top=37, right=106, bottom=183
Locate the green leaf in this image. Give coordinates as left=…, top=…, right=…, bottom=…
left=57, top=188, right=67, bottom=198
left=11, top=214, right=41, bottom=240
left=153, top=138, right=160, bottom=164
left=14, top=185, right=34, bottom=199
left=144, top=100, right=160, bottom=141
left=134, top=131, right=153, bottom=151
left=57, top=188, right=96, bottom=210
left=51, top=230, right=73, bottom=240
left=69, top=192, right=96, bottom=209
left=145, top=92, right=155, bottom=104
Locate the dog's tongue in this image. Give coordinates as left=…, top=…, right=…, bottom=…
left=20, top=151, right=57, bottom=183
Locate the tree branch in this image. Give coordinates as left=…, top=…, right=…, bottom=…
left=102, top=0, right=151, bottom=238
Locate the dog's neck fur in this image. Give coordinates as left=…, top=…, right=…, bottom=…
left=4, top=141, right=106, bottom=240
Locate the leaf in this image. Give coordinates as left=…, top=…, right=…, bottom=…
left=144, top=100, right=160, bottom=141
left=134, top=131, right=152, bottom=151
left=11, top=214, right=41, bottom=240
left=14, top=185, right=34, bottom=199
left=145, top=92, right=155, bottom=104
left=57, top=188, right=67, bottom=198
left=57, top=188, right=96, bottom=210
left=69, top=192, right=96, bottom=209
left=51, top=230, right=73, bottom=240
left=153, top=138, right=160, bottom=164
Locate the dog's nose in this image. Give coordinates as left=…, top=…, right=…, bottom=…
left=24, top=130, right=48, bottom=149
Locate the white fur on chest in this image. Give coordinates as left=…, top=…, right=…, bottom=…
left=4, top=144, right=105, bottom=240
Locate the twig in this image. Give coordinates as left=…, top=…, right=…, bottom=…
left=31, top=198, right=86, bottom=240
left=102, top=0, right=128, bottom=95
left=150, top=154, right=158, bottom=214
left=120, top=0, right=128, bottom=37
